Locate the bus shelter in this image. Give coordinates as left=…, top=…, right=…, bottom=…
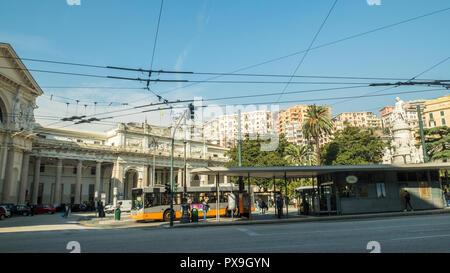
left=191, top=163, right=450, bottom=216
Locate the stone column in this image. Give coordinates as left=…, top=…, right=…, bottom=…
left=142, top=165, right=149, bottom=187
left=186, top=168, right=191, bottom=188
left=111, top=160, right=123, bottom=206
left=54, top=158, right=63, bottom=205
left=31, top=157, right=41, bottom=204
left=75, top=160, right=82, bottom=204
left=162, top=168, right=167, bottom=184
left=152, top=154, right=156, bottom=185
left=18, top=152, right=30, bottom=204
left=178, top=168, right=182, bottom=187
left=95, top=161, right=101, bottom=201
left=148, top=165, right=153, bottom=186
left=2, top=147, right=16, bottom=203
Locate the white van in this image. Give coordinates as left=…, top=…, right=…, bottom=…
left=118, top=200, right=132, bottom=212
left=104, top=200, right=132, bottom=214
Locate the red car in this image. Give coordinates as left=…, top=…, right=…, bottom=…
left=34, top=205, right=56, bottom=214
left=0, top=207, right=6, bottom=220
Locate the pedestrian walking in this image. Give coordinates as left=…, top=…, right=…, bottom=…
left=257, top=198, right=262, bottom=214
left=276, top=196, right=283, bottom=218
left=444, top=189, right=450, bottom=207
left=97, top=200, right=105, bottom=218
left=65, top=203, right=70, bottom=218
left=30, top=204, right=35, bottom=216
left=26, top=202, right=34, bottom=216
left=302, top=197, right=310, bottom=215
left=403, top=190, right=413, bottom=211
left=202, top=197, right=209, bottom=221
left=261, top=200, right=267, bottom=214
left=61, top=203, right=66, bottom=217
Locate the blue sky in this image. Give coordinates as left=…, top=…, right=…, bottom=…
left=1, top=0, right=449, bottom=131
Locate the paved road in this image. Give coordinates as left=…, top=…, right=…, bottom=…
left=1, top=212, right=450, bottom=253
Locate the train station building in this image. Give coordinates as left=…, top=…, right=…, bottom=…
left=0, top=42, right=229, bottom=206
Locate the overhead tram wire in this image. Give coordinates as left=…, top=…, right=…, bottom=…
left=1, top=65, right=395, bottom=86
left=0, top=56, right=444, bottom=82
left=85, top=87, right=446, bottom=122
left=158, top=6, right=450, bottom=96
left=144, top=0, right=170, bottom=103
left=276, top=0, right=338, bottom=103
left=78, top=85, right=369, bottom=119
left=331, top=55, right=450, bottom=106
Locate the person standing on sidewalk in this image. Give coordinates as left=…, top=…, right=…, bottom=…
left=403, top=190, right=413, bottom=211
left=276, top=196, right=283, bottom=218
left=202, top=197, right=209, bottom=221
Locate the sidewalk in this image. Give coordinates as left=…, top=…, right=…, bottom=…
left=79, top=206, right=450, bottom=229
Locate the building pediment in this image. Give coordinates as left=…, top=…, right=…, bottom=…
left=0, top=43, right=43, bottom=97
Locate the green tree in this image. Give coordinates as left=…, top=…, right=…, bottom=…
left=302, top=105, right=333, bottom=165
left=418, top=126, right=450, bottom=161
left=320, top=126, right=386, bottom=165
left=284, top=143, right=315, bottom=166
left=225, top=134, right=291, bottom=192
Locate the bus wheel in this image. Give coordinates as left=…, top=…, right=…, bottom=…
left=163, top=210, right=173, bottom=222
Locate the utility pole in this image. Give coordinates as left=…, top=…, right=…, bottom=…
left=238, top=109, right=242, bottom=167
left=183, top=113, right=188, bottom=197
left=417, top=105, right=428, bottom=163
left=170, top=109, right=188, bottom=227
left=237, top=110, right=244, bottom=217
left=183, top=140, right=187, bottom=196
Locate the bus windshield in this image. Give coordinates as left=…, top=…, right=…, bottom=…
left=131, top=189, right=143, bottom=210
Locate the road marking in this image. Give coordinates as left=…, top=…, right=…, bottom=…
left=0, top=224, right=100, bottom=233
left=392, top=234, right=450, bottom=241
left=251, top=221, right=450, bottom=237
left=236, top=227, right=259, bottom=236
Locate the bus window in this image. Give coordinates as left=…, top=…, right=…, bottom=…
left=187, top=193, right=199, bottom=204
left=144, top=193, right=155, bottom=208
left=175, top=193, right=183, bottom=205
left=205, top=192, right=217, bottom=203
left=160, top=193, right=171, bottom=205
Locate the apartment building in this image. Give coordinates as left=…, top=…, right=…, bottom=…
left=333, top=111, right=382, bottom=129
left=203, top=110, right=276, bottom=148
left=424, top=94, right=450, bottom=128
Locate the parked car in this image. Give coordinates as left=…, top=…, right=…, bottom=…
left=34, top=204, right=56, bottom=214
left=104, top=204, right=114, bottom=214
left=0, top=205, right=11, bottom=218
left=55, top=204, right=66, bottom=212
left=70, top=204, right=88, bottom=212
left=0, top=203, right=15, bottom=217
left=82, top=201, right=96, bottom=212
left=14, top=205, right=31, bottom=216
left=0, top=207, right=7, bottom=220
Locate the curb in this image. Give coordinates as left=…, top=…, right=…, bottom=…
left=169, top=208, right=450, bottom=229
left=78, top=208, right=450, bottom=229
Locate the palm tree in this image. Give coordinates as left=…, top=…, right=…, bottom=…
left=302, top=105, right=333, bottom=165
left=284, top=144, right=315, bottom=166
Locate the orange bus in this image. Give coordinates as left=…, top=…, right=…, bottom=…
left=130, top=185, right=254, bottom=221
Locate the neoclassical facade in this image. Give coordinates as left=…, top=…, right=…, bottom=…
left=0, top=42, right=42, bottom=204
left=0, top=43, right=230, bottom=206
